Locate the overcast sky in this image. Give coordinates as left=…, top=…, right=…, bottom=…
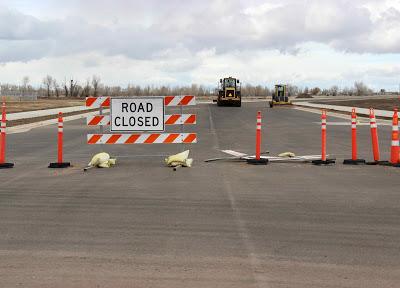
left=1, top=0, right=400, bottom=90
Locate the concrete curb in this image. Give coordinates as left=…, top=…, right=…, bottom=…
left=8, top=110, right=109, bottom=134
left=293, top=106, right=392, bottom=126
left=293, top=102, right=395, bottom=118
left=8, top=106, right=88, bottom=121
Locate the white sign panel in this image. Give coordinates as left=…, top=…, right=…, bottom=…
left=110, top=97, right=165, bottom=132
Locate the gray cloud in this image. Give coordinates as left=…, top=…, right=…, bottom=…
left=0, top=8, right=59, bottom=40
left=0, top=0, right=399, bottom=64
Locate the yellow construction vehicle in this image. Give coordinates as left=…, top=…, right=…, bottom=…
left=217, top=77, right=241, bottom=107
left=269, top=84, right=291, bottom=107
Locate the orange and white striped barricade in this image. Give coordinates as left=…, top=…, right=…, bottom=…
left=48, top=112, right=71, bottom=168
left=85, top=95, right=196, bottom=109
left=312, top=110, right=335, bottom=165
left=87, top=113, right=196, bottom=126
left=0, top=97, right=14, bottom=169
left=86, top=96, right=197, bottom=148
left=343, top=108, right=365, bottom=165
left=87, top=133, right=197, bottom=144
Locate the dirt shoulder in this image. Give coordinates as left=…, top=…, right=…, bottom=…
left=5, top=99, right=85, bottom=113
left=312, top=98, right=400, bottom=110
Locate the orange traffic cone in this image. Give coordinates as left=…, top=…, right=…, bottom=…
left=247, top=111, right=268, bottom=165
left=390, top=109, right=400, bottom=167
left=0, top=98, right=14, bottom=169
left=312, top=110, right=335, bottom=165
left=343, top=108, right=365, bottom=165
left=369, top=108, right=380, bottom=164
left=366, top=108, right=389, bottom=165
left=48, top=112, right=71, bottom=168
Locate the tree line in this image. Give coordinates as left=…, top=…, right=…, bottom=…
left=0, top=75, right=388, bottom=99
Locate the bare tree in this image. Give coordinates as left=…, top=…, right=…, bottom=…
left=329, top=85, right=339, bottom=96
left=354, top=81, right=373, bottom=96
left=342, top=87, right=354, bottom=96
left=92, top=75, right=101, bottom=97
left=287, top=85, right=300, bottom=96
left=81, top=79, right=91, bottom=98
left=43, top=75, right=53, bottom=98
left=311, top=87, right=321, bottom=96
left=2, top=79, right=381, bottom=99
left=22, top=76, right=30, bottom=94
left=53, top=79, right=60, bottom=98
left=70, top=79, right=78, bottom=98
left=63, top=79, right=69, bottom=97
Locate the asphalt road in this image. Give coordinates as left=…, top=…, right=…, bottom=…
left=1, top=103, right=399, bottom=288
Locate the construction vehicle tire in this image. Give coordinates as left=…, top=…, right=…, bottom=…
left=269, top=101, right=273, bottom=108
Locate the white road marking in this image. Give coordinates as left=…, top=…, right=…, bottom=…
left=312, top=122, right=372, bottom=126
left=221, top=150, right=248, bottom=157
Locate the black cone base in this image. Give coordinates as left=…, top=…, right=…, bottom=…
left=376, top=161, right=397, bottom=167
left=246, top=158, right=269, bottom=165
left=366, top=161, right=390, bottom=166
left=0, top=163, right=14, bottom=169
left=343, top=159, right=366, bottom=165
left=312, top=159, right=336, bottom=165
left=48, top=162, right=71, bottom=169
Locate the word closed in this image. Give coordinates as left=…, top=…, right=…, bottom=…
left=110, top=97, right=165, bottom=132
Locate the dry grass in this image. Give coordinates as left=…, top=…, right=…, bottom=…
left=314, top=98, right=400, bottom=111
left=4, top=99, right=85, bottom=113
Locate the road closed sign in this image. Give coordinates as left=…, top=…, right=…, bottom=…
left=110, top=97, right=165, bottom=132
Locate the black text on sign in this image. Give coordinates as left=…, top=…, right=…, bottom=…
left=110, top=97, right=165, bottom=132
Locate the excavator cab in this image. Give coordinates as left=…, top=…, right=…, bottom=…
left=217, top=77, right=241, bottom=107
